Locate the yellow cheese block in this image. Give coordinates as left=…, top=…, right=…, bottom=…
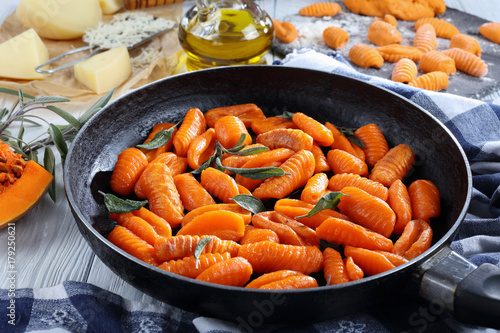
left=0, top=29, right=49, bottom=80
left=100, top=0, right=124, bottom=14
left=16, top=0, right=102, bottom=40
left=74, top=45, right=132, bottom=94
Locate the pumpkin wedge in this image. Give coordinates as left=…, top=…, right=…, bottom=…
left=0, top=157, right=53, bottom=228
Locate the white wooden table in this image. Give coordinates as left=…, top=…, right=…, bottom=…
left=1, top=0, right=499, bottom=319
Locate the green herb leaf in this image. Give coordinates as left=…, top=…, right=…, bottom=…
left=13, top=118, right=41, bottom=126
left=216, top=157, right=288, bottom=180
left=100, top=191, right=148, bottom=213
left=191, top=150, right=219, bottom=174
left=222, top=134, right=248, bottom=154
left=28, top=150, right=38, bottom=163
left=0, top=107, right=9, bottom=121
left=79, top=88, right=114, bottom=125
left=31, top=95, right=70, bottom=105
left=136, top=123, right=178, bottom=150
left=230, top=194, right=266, bottom=214
left=229, top=145, right=268, bottom=156
left=28, top=149, right=38, bottom=163
left=0, top=87, right=35, bottom=99
left=43, top=147, right=56, bottom=202
left=5, top=140, right=27, bottom=159
left=282, top=111, right=294, bottom=120
left=295, top=192, right=347, bottom=219
left=339, top=127, right=366, bottom=149
left=48, top=123, right=68, bottom=163
left=194, top=237, right=213, bottom=269
left=17, top=122, right=25, bottom=146
left=18, top=88, right=25, bottom=107
left=46, top=105, right=82, bottom=130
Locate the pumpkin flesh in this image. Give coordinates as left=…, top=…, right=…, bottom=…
left=0, top=160, right=53, bottom=228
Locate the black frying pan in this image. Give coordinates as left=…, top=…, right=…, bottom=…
left=63, top=66, right=500, bottom=328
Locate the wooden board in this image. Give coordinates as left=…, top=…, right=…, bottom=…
left=272, top=5, right=500, bottom=100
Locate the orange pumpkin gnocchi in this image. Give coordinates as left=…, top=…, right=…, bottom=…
left=105, top=104, right=442, bottom=290
left=348, top=44, right=384, bottom=68
left=323, top=26, right=350, bottom=50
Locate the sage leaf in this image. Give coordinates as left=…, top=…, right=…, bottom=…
left=216, top=157, right=288, bottom=180
left=18, top=88, right=25, bottom=107
left=191, top=150, right=218, bottom=174
left=100, top=191, right=148, bottom=213
left=13, top=118, right=41, bottom=126
left=194, top=237, right=213, bottom=269
left=28, top=149, right=38, bottom=163
left=31, top=95, right=70, bottom=104
left=0, top=87, right=35, bottom=99
left=136, top=124, right=178, bottom=150
left=0, top=107, right=9, bottom=120
left=231, top=194, right=266, bottom=214
left=295, top=192, right=347, bottom=219
left=339, top=127, right=366, bottom=149
left=5, top=141, right=24, bottom=156
left=228, top=145, right=268, bottom=156
left=282, top=111, right=294, bottom=120
left=79, top=88, right=114, bottom=125
left=47, top=105, right=82, bottom=130
left=48, top=123, right=68, bottom=163
left=223, top=134, right=248, bottom=153
left=43, top=147, right=56, bottom=202
left=17, top=122, right=25, bottom=146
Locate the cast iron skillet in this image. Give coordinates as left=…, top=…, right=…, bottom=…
left=64, top=66, right=500, bottom=328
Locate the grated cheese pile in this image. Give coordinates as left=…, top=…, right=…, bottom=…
left=83, top=12, right=175, bottom=50
left=131, top=48, right=163, bottom=69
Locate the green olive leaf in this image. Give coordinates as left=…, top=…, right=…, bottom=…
left=230, top=194, right=266, bottom=214
left=100, top=191, right=148, bottom=213
left=136, top=123, right=179, bottom=150
left=215, top=157, right=289, bottom=180
left=282, top=111, right=294, bottom=120
left=194, top=237, right=213, bottom=269
left=295, top=192, right=347, bottom=219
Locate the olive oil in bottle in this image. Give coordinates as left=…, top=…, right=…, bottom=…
left=178, top=1, right=274, bottom=71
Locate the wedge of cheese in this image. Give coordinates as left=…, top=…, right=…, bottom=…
left=16, top=0, right=102, bottom=40
left=0, top=29, right=49, bottom=80
left=100, top=0, right=124, bottom=14
left=74, top=45, right=132, bottom=94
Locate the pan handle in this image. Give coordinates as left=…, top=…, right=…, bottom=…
left=35, top=45, right=102, bottom=74
left=416, top=246, right=500, bottom=329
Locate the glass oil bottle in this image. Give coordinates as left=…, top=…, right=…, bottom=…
left=178, top=0, right=274, bottom=71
